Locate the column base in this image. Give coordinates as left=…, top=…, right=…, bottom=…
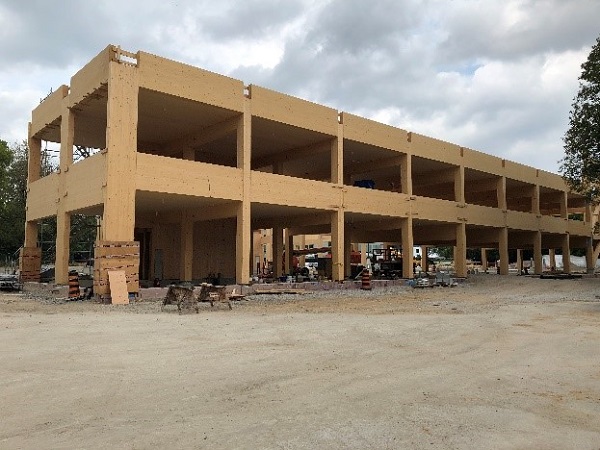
left=93, top=241, right=140, bottom=295
left=19, top=247, right=42, bottom=282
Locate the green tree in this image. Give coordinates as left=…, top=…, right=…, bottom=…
left=560, top=34, right=600, bottom=201
left=0, top=139, right=97, bottom=265
left=0, top=140, right=38, bottom=263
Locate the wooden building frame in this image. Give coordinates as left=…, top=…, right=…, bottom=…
left=21, top=45, right=596, bottom=289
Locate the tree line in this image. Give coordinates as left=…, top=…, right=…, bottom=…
left=0, top=139, right=97, bottom=266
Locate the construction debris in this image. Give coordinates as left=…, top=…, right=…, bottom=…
left=162, top=285, right=198, bottom=314
left=0, top=274, right=22, bottom=291
left=411, top=272, right=458, bottom=289
left=161, top=283, right=233, bottom=314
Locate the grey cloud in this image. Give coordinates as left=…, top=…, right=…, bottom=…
left=438, top=0, right=600, bottom=65
left=233, top=0, right=432, bottom=111
left=0, top=0, right=596, bottom=173
left=200, top=0, right=308, bottom=40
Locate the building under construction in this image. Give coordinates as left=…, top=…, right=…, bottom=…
left=20, top=45, right=597, bottom=294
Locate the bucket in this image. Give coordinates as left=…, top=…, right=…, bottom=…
left=361, top=269, right=371, bottom=290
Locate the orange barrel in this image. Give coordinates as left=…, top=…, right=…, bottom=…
left=361, top=269, right=371, bottom=290
left=68, top=270, right=80, bottom=299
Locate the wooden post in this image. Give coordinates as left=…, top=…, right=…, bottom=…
left=586, top=237, right=594, bottom=274
left=236, top=97, right=251, bottom=284
left=273, top=226, right=283, bottom=278
left=330, top=120, right=345, bottom=281
left=533, top=231, right=542, bottom=275
left=55, top=106, right=74, bottom=284
left=560, top=192, right=568, bottom=219
left=331, top=122, right=343, bottom=185
left=420, top=245, right=428, bottom=272
left=454, top=165, right=465, bottom=204
left=401, top=153, right=412, bottom=195
left=531, top=185, right=540, bottom=215
left=180, top=211, right=193, bottom=282
left=454, top=222, right=467, bottom=277
left=481, top=248, right=488, bottom=272
left=499, top=227, right=509, bottom=275
left=331, top=209, right=345, bottom=281
left=562, top=234, right=571, bottom=273
left=344, top=234, right=352, bottom=278
left=497, top=176, right=507, bottom=210
left=180, top=149, right=195, bottom=282
left=360, top=243, right=367, bottom=267
left=401, top=216, right=414, bottom=279
left=23, top=124, right=41, bottom=268
left=285, top=228, right=294, bottom=275
left=516, top=249, right=523, bottom=274
left=549, top=249, right=556, bottom=271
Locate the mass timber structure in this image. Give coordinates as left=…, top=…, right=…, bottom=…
left=22, top=45, right=596, bottom=289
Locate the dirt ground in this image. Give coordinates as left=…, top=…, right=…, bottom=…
left=1, top=275, right=600, bottom=449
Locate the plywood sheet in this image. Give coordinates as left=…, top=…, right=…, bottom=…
left=108, top=270, right=129, bottom=305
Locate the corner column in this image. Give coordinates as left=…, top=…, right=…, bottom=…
left=95, top=60, right=140, bottom=298
left=24, top=123, right=41, bottom=248
left=103, top=61, right=138, bottom=242
left=20, top=123, right=42, bottom=281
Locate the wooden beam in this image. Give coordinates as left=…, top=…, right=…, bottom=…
left=413, top=167, right=457, bottom=188
left=164, top=115, right=240, bottom=156
left=182, top=203, right=236, bottom=222
left=253, top=212, right=332, bottom=230
left=465, top=177, right=500, bottom=193
left=346, top=155, right=403, bottom=177
left=251, top=138, right=332, bottom=170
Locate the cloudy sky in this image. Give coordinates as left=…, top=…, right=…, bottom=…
left=1, top=0, right=598, bottom=173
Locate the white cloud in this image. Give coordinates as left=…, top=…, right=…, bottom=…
left=0, top=0, right=598, bottom=174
